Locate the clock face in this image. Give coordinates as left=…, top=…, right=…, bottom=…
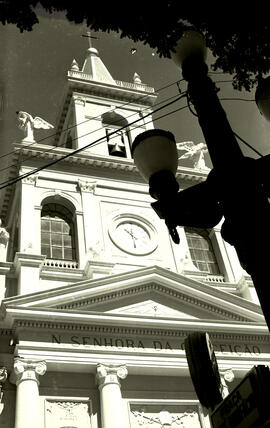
left=109, top=217, right=157, bottom=255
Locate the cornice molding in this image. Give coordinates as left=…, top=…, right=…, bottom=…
left=11, top=144, right=207, bottom=183
left=12, top=318, right=270, bottom=344
left=2, top=265, right=263, bottom=324
left=0, top=144, right=207, bottom=223
left=55, top=282, right=249, bottom=322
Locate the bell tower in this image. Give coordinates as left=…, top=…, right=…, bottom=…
left=54, top=34, right=157, bottom=158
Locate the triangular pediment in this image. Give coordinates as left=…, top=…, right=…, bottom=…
left=1, top=266, right=264, bottom=324
left=107, top=299, right=198, bottom=319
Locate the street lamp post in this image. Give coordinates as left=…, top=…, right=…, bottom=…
left=132, top=30, right=270, bottom=331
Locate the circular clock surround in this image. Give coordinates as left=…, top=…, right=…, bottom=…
left=108, top=214, right=158, bottom=256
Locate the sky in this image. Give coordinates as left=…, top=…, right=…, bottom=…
left=1, top=8, right=270, bottom=189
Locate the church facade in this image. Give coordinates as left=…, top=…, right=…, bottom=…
left=0, top=39, right=269, bottom=428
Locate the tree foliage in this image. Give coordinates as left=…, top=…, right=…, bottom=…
left=1, top=1, right=270, bottom=91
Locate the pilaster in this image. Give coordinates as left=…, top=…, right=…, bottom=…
left=19, top=174, right=38, bottom=253
left=73, top=95, right=86, bottom=149
left=14, top=252, right=46, bottom=295
left=0, top=222, right=9, bottom=300
left=78, top=180, right=104, bottom=265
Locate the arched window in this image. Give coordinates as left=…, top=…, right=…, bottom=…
left=41, top=203, right=76, bottom=261
left=185, top=227, right=220, bottom=275
left=102, top=111, right=131, bottom=158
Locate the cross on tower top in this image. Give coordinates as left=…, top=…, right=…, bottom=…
left=82, top=31, right=99, bottom=49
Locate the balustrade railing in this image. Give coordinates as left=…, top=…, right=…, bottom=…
left=43, top=259, right=79, bottom=269
left=68, top=71, right=155, bottom=93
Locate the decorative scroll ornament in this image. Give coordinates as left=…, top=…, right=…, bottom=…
left=13, top=358, right=47, bottom=385
left=131, top=409, right=199, bottom=427
left=177, top=141, right=210, bottom=171
left=219, top=367, right=235, bottom=397
left=17, top=111, right=54, bottom=142
left=96, top=364, right=128, bottom=387
left=78, top=179, right=96, bottom=193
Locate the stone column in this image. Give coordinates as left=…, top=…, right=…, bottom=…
left=96, top=363, right=128, bottom=428
left=13, top=358, right=46, bottom=428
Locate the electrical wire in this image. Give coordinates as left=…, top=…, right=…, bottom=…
left=0, top=78, right=185, bottom=163
left=0, top=76, right=258, bottom=170
left=0, top=93, right=187, bottom=191
left=233, top=132, right=263, bottom=157
left=0, top=75, right=263, bottom=185
left=182, top=94, right=263, bottom=157
left=0, top=92, right=184, bottom=176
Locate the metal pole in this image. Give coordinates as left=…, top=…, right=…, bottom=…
left=182, top=56, right=270, bottom=332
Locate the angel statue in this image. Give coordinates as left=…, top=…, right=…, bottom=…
left=177, top=141, right=210, bottom=171
left=17, top=111, right=54, bottom=142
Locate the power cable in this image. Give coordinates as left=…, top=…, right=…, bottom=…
left=182, top=95, right=263, bottom=157
left=0, top=94, right=187, bottom=191
left=233, top=132, right=263, bottom=157
left=0, top=78, right=185, bottom=163
left=0, top=92, right=183, bottom=176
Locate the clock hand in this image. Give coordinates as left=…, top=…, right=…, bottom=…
left=124, top=227, right=138, bottom=248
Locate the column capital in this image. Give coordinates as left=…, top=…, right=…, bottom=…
left=0, top=367, right=7, bottom=384
left=21, top=174, right=38, bottom=185
left=73, top=95, right=86, bottom=106
left=78, top=179, right=97, bottom=193
left=13, top=358, right=47, bottom=386
left=96, top=364, right=128, bottom=389
left=219, top=368, right=235, bottom=397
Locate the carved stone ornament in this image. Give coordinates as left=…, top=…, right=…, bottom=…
left=71, top=58, right=79, bottom=71
left=96, top=363, right=128, bottom=387
left=0, top=219, right=9, bottom=246
left=131, top=407, right=200, bottom=427
left=13, top=358, right=47, bottom=385
left=73, top=96, right=86, bottom=106
left=133, top=72, right=142, bottom=84
left=17, top=111, right=54, bottom=142
left=0, top=367, right=7, bottom=416
left=220, top=368, right=235, bottom=383
left=21, top=174, right=38, bottom=185
left=78, top=179, right=96, bottom=193
left=86, top=240, right=104, bottom=260
left=177, top=141, right=210, bottom=171
left=0, top=367, right=7, bottom=384
left=45, top=400, right=91, bottom=427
